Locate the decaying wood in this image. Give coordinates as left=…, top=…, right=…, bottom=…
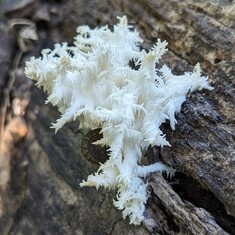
left=150, top=174, right=228, bottom=235
left=0, top=117, right=28, bottom=191
left=0, top=0, right=234, bottom=234
left=119, top=1, right=235, bottom=233
left=0, top=117, right=28, bottom=234
left=122, top=0, right=235, bottom=219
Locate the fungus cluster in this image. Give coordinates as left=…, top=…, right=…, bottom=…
left=25, top=16, right=213, bottom=224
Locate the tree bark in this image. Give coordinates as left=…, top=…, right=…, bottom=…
left=0, top=0, right=234, bottom=234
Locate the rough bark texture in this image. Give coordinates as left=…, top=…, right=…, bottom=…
left=0, top=0, right=234, bottom=234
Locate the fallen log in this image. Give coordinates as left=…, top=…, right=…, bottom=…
left=0, top=0, right=234, bottom=234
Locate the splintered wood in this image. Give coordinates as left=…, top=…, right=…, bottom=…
left=0, top=117, right=28, bottom=191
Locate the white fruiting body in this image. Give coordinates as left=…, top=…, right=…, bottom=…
left=25, top=16, right=213, bottom=225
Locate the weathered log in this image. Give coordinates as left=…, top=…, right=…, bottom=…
left=149, top=174, right=229, bottom=235
left=119, top=1, right=235, bottom=233
left=0, top=0, right=234, bottom=234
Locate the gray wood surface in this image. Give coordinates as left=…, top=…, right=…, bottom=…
left=0, top=0, right=234, bottom=234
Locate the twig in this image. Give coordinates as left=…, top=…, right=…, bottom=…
left=0, top=18, right=38, bottom=147
left=0, top=51, right=23, bottom=148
